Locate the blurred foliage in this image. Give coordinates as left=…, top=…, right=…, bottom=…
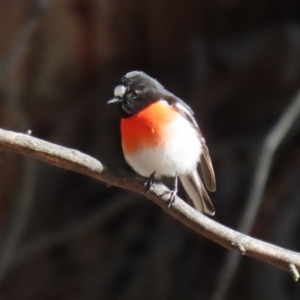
left=1, top=0, right=300, bottom=299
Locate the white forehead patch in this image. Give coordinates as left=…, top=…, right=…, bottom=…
left=114, top=85, right=127, bottom=98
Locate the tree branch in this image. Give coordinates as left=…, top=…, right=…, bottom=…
left=212, top=89, right=300, bottom=300
left=1, top=127, right=300, bottom=277
left=15, top=194, right=139, bottom=265
left=0, top=0, right=51, bottom=284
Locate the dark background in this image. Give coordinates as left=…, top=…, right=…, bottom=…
left=1, top=0, right=300, bottom=299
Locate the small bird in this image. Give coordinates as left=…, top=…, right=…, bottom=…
left=108, top=71, right=216, bottom=215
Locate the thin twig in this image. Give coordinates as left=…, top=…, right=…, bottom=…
left=0, top=159, right=36, bottom=282
left=0, top=0, right=50, bottom=285
left=1, top=128, right=300, bottom=274
left=212, top=90, right=300, bottom=300
left=2, top=0, right=50, bottom=109
left=15, top=194, right=139, bottom=265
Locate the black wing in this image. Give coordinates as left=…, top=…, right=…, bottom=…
left=165, top=93, right=216, bottom=192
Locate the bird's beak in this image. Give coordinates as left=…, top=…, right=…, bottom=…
left=107, top=98, right=121, bottom=104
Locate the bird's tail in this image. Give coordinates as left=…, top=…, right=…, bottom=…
left=179, top=170, right=215, bottom=216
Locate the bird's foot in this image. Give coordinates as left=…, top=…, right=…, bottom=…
left=160, top=173, right=178, bottom=209
left=160, top=188, right=178, bottom=208
left=144, top=172, right=156, bottom=192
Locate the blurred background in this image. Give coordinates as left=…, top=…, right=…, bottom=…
left=1, top=0, right=300, bottom=299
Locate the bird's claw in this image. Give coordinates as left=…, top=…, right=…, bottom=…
left=144, top=172, right=156, bottom=192
left=160, top=189, right=178, bottom=209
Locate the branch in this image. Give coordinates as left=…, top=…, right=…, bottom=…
left=15, top=194, right=139, bottom=265
left=2, top=0, right=50, bottom=110
left=212, top=89, right=300, bottom=300
left=0, top=0, right=51, bottom=284
left=1, top=128, right=300, bottom=277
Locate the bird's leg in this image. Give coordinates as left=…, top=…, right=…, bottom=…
left=160, top=173, right=178, bottom=208
left=144, top=171, right=156, bottom=192
left=167, top=173, right=178, bottom=208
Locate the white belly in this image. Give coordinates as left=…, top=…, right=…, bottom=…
left=124, top=114, right=202, bottom=178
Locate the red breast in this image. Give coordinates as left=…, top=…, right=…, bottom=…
left=121, top=101, right=177, bottom=155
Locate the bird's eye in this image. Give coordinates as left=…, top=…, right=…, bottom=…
left=131, top=90, right=139, bottom=98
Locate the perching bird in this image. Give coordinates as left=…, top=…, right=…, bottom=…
left=108, top=71, right=216, bottom=215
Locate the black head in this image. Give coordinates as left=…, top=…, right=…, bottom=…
left=107, top=71, right=165, bottom=117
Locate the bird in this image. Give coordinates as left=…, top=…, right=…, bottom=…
left=107, top=71, right=216, bottom=216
